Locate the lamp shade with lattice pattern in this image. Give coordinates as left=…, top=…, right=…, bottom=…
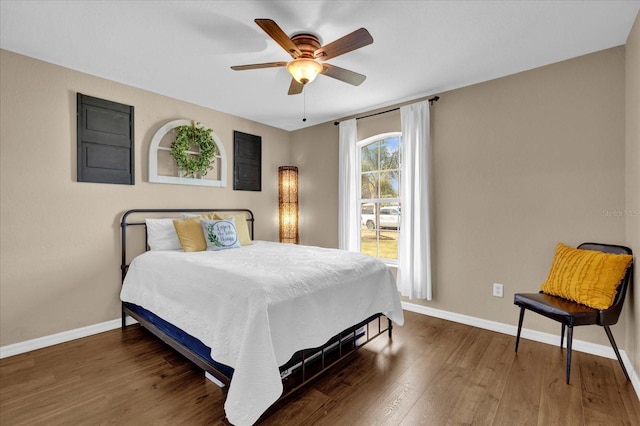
left=278, top=166, right=299, bottom=244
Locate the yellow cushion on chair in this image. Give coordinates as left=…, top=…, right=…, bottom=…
left=540, top=243, right=633, bottom=310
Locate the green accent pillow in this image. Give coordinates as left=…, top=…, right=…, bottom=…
left=200, top=218, right=241, bottom=251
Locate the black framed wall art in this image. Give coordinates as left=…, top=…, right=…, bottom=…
left=77, top=93, right=134, bottom=185
left=233, top=131, right=261, bottom=191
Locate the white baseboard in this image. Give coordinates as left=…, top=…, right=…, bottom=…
left=0, top=316, right=138, bottom=359
left=2, top=305, right=638, bottom=400
left=401, top=301, right=640, bottom=398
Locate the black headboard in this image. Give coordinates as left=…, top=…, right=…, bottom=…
left=120, top=208, right=255, bottom=283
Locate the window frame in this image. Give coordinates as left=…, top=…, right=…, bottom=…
left=357, top=132, right=402, bottom=265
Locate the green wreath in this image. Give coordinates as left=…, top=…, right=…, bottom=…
left=170, top=122, right=218, bottom=178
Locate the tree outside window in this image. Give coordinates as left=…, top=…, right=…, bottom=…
left=358, top=133, right=401, bottom=262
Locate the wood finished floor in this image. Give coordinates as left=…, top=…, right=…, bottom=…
left=1, top=311, right=639, bottom=425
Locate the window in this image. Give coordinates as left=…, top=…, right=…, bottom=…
left=358, top=132, right=402, bottom=263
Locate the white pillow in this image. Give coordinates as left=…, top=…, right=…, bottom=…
left=200, top=218, right=241, bottom=251
left=145, top=218, right=182, bottom=251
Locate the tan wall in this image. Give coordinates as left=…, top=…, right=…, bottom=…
left=430, top=46, right=627, bottom=348
left=625, top=12, right=640, bottom=381
left=293, top=46, right=629, bottom=349
left=0, top=49, right=291, bottom=346
left=290, top=122, right=339, bottom=248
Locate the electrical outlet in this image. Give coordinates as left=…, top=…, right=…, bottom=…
left=493, top=283, right=504, bottom=298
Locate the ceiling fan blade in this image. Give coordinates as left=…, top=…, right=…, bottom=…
left=231, top=61, right=287, bottom=71
left=288, top=78, right=304, bottom=95
left=314, top=28, right=373, bottom=61
left=255, top=19, right=301, bottom=59
left=321, top=63, right=366, bottom=86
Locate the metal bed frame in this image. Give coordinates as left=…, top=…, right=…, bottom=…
left=120, top=208, right=393, bottom=405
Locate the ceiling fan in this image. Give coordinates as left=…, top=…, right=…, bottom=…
left=231, top=19, right=373, bottom=95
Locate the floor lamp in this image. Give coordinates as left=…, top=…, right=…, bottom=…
left=278, top=166, right=299, bottom=244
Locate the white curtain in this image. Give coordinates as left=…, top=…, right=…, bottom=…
left=398, top=101, right=432, bottom=299
left=338, top=119, right=359, bottom=251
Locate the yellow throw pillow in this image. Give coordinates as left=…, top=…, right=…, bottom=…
left=540, top=243, right=632, bottom=310
left=173, top=213, right=217, bottom=252
left=213, top=213, right=252, bottom=245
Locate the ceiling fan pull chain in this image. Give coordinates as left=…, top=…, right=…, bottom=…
left=302, top=87, right=307, bottom=122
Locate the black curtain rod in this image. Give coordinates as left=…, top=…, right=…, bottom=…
left=333, top=95, right=440, bottom=126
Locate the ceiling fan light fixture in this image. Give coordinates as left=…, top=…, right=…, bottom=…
left=287, top=58, right=323, bottom=85
left=231, top=19, right=372, bottom=95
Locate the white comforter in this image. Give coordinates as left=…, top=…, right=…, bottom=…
left=120, top=241, right=404, bottom=425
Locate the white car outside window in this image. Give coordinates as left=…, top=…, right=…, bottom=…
left=361, top=207, right=400, bottom=229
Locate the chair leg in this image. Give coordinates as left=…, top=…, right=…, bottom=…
left=560, top=323, right=565, bottom=349
left=603, top=326, right=631, bottom=381
left=566, top=326, right=573, bottom=384
left=515, top=307, right=525, bottom=353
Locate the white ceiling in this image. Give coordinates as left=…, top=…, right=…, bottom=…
left=1, top=1, right=639, bottom=131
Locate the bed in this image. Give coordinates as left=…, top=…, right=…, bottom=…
left=119, top=208, right=404, bottom=425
